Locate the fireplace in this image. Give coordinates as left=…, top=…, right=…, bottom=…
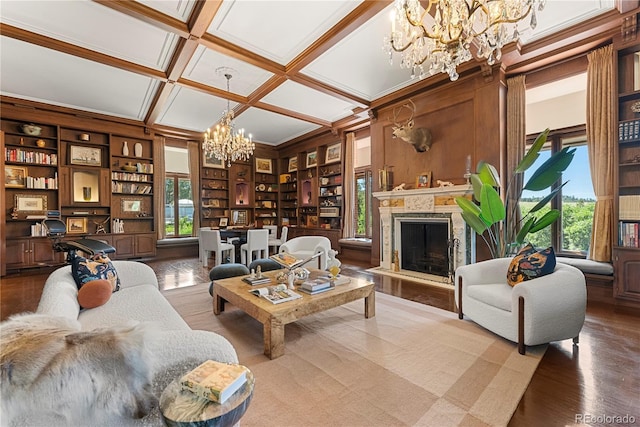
left=397, top=219, right=449, bottom=278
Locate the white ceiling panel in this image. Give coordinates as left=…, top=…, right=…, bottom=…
left=156, top=86, right=236, bottom=132
left=261, top=80, right=356, bottom=122
left=233, top=108, right=322, bottom=146
left=183, top=45, right=274, bottom=95
left=138, top=0, right=197, bottom=22
left=0, top=37, right=158, bottom=121
left=207, top=0, right=363, bottom=64
left=1, top=0, right=179, bottom=70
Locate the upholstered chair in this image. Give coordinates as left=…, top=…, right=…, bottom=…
left=208, top=263, right=250, bottom=296
left=240, top=229, right=269, bottom=267
left=455, top=258, right=587, bottom=354
left=200, top=229, right=235, bottom=268
left=268, top=226, right=288, bottom=255
left=248, top=258, right=282, bottom=273
left=279, top=236, right=331, bottom=270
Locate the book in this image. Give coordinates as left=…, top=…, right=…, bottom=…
left=249, top=284, right=302, bottom=304
left=180, top=360, right=248, bottom=404
left=299, top=286, right=333, bottom=295
left=270, top=251, right=322, bottom=269
left=317, top=275, right=351, bottom=286
left=300, top=278, right=331, bottom=292
left=242, top=275, right=271, bottom=286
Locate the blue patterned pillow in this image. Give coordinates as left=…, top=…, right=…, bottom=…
left=507, top=244, right=556, bottom=287
left=71, top=253, right=120, bottom=292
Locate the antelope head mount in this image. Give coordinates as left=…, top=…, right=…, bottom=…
left=390, top=100, right=432, bottom=153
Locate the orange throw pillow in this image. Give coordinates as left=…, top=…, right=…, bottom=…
left=77, top=279, right=112, bottom=309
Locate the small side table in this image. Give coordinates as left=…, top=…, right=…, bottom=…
left=160, top=370, right=254, bottom=427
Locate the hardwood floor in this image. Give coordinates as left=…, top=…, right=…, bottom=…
left=1, top=256, right=638, bottom=426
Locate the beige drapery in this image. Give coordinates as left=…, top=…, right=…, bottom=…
left=586, top=44, right=614, bottom=262
left=153, top=135, right=166, bottom=241
left=342, top=132, right=356, bottom=238
left=188, top=141, right=201, bottom=235
left=506, top=75, right=526, bottom=245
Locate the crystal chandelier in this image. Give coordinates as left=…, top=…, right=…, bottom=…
left=203, top=71, right=255, bottom=167
left=383, top=0, right=545, bottom=81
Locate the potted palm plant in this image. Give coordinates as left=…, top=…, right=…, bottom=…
left=455, top=129, right=576, bottom=258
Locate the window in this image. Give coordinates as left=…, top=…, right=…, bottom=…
left=520, top=126, right=595, bottom=255
left=353, top=136, right=372, bottom=238
left=164, top=146, right=193, bottom=237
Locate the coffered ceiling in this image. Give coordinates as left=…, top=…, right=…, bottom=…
left=0, top=0, right=631, bottom=146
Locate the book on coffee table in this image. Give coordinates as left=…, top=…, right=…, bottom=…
left=249, top=284, right=302, bottom=304
left=270, top=251, right=322, bottom=269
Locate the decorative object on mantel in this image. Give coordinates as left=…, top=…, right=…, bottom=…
left=383, top=0, right=545, bottom=81
left=379, top=165, right=394, bottom=191
left=392, top=183, right=405, bottom=191
left=455, top=128, right=575, bottom=258
left=134, top=142, right=142, bottom=158
left=437, top=180, right=454, bottom=188
left=390, top=100, right=432, bottom=152
left=122, top=140, right=129, bottom=156
left=203, top=68, right=255, bottom=167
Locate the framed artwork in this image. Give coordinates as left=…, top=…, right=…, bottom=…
left=416, top=171, right=432, bottom=188
left=231, top=210, right=247, bottom=225
left=70, top=145, right=102, bottom=167
left=203, top=152, right=225, bottom=169
left=288, top=156, right=298, bottom=172
left=256, top=158, right=273, bottom=174
left=306, top=151, right=317, bottom=168
left=121, top=198, right=142, bottom=212
left=15, top=194, right=47, bottom=212
left=219, top=218, right=228, bottom=227
left=5, top=165, right=26, bottom=188
left=325, top=143, right=341, bottom=164
left=66, top=217, right=87, bottom=234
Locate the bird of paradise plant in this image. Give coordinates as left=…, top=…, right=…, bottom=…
left=455, top=129, right=575, bottom=258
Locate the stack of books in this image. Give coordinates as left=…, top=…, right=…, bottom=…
left=299, top=278, right=332, bottom=295
left=180, top=360, right=248, bottom=404
left=242, top=275, right=270, bottom=286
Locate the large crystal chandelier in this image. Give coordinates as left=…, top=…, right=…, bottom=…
left=383, top=0, right=545, bottom=81
left=203, top=70, right=254, bottom=167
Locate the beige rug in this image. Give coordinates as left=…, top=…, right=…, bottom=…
left=164, top=284, right=545, bottom=427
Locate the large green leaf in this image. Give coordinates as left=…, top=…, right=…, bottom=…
left=515, top=216, right=535, bottom=244
left=529, top=209, right=560, bottom=233
left=515, top=128, right=549, bottom=173
left=470, top=173, right=484, bottom=202
left=524, top=147, right=576, bottom=191
left=479, top=184, right=505, bottom=225
left=460, top=211, right=489, bottom=235
left=455, top=196, right=481, bottom=216
left=527, top=183, right=567, bottom=214
left=477, top=162, right=500, bottom=187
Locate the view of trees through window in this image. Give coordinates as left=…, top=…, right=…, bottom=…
left=164, top=145, right=193, bottom=237
left=355, top=169, right=372, bottom=237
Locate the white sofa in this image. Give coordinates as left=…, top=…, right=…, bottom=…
left=16, top=260, right=238, bottom=427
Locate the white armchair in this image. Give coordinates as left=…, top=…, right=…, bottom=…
left=455, top=258, right=586, bottom=354
left=279, top=236, right=331, bottom=270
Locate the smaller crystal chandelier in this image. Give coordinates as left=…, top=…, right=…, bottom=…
left=203, top=70, right=255, bottom=167
left=384, top=0, right=545, bottom=81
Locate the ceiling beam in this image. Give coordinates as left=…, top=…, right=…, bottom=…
left=92, top=0, right=190, bottom=38
left=253, top=102, right=332, bottom=128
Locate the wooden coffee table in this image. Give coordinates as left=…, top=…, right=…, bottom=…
left=212, top=270, right=375, bottom=359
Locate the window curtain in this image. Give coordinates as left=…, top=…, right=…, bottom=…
left=506, top=75, right=526, bottom=247
left=586, top=44, right=614, bottom=262
left=153, top=135, right=166, bottom=241
left=342, top=132, right=356, bottom=238
left=188, top=141, right=201, bottom=235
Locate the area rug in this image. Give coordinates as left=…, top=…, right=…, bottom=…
left=163, top=284, right=546, bottom=427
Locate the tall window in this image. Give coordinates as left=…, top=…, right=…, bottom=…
left=520, top=126, right=595, bottom=255
left=353, top=136, right=372, bottom=238
left=164, top=145, right=193, bottom=237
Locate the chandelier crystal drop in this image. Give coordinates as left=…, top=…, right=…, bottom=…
left=383, top=0, right=545, bottom=81
left=203, top=72, right=255, bottom=167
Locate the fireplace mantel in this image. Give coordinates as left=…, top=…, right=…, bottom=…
left=373, top=185, right=475, bottom=283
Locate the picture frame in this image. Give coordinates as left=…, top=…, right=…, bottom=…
left=14, top=194, right=47, bottom=212
left=256, top=158, right=273, bottom=174
left=69, top=145, right=102, bottom=167
left=121, top=198, right=142, bottom=213
left=306, top=151, right=317, bottom=168
left=231, top=210, right=247, bottom=225
left=203, top=152, right=225, bottom=169
left=219, top=217, right=228, bottom=227
left=288, top=156, right=298, bottom=172
left=5, top=166, right=26, bottom=188
left=66, top=217, right=87, bottom=234
left=416, top=171, right=433, bottom=188
left=325, top=143, right=341, bottom=164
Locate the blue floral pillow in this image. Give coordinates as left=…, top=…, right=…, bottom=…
left=71, top=253, right=120, bottom=292
left=507, top=244, right=556, bottom=287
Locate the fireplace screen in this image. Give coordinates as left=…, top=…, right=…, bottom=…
left=400, top=221, right=449, bottom=277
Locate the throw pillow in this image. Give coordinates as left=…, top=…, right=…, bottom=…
left=71, top=253, right=120, bottom=292
left=77, top=279, right=113, bottom=308
left=507, top=245, right=556, bottom=287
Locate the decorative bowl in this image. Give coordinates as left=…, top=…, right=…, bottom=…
left=121, top=164, right=137, bottom=172
left=36, top=139, right=46, bottom=147
left=21, top=124, right=42, bottom=136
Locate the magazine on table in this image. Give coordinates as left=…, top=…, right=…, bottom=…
left=270, top=251, right=322, bottom=269
left=249, top=284, right=302, bottom=304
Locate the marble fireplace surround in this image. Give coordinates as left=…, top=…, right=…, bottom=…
left=373, top=185, right=476, bottom=284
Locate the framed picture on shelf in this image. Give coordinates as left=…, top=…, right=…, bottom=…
left=256, top=158, right=273, bottom=174
left=416, top=171, right=432, bottom=188
left=69, top=145, right=102, bottom=167
left=66, top=217, right=87, bottom=234
left=14, top=194, right=47, bottom=212
left=219, top=218, right=228, bottom=227
left=288, top=156, right=298, bottom=172
left=121, top=198, right=142, bottom=213
left=325, top=143, right=341, bottom=164
left=203, top=152, right=225, bottom=169
left=5, top=166, right=26, bottom=188
left=231, top=210, right=247, bottom=225
left=306, top=151, right=317, bottom=168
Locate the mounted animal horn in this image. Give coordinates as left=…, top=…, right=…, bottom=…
left=390, top=100, right=432, bottom=153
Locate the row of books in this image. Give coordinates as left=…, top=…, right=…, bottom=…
left=619, top=221, right=639, bottom=248
left=25, top=174, right=58, bottom=189
left=5, top=149, right=57, bottom=165
left=619, top=120, right=640, bottom=142
left=111, top=182, right=152, bottom=194
left=111, top=171, right=152, bottom=182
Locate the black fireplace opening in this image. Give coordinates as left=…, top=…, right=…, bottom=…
left=400, top=221, right=449, bottom=277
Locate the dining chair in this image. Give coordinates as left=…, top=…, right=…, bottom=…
left=198, top=227, right=212, bottom=264
left=240, top=229, right=269, bottom=267
left=200, top=230, right=235, bottom=268
left=268, top=226, right=288, bottom=255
